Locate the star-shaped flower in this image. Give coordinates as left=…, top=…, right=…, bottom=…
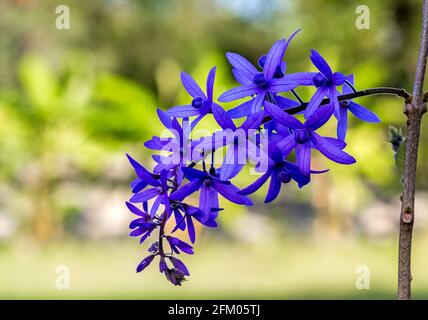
left=219, top=32, right=301, bottom=117
left=287, top=49, right=347, bottom=118
left=170, top=167, right=252, bottom=220
left=165, top=67, right=217, bottom=126
left=265, top=101, right=355, bottom=176
left=239, top=142, right=312, bottom=203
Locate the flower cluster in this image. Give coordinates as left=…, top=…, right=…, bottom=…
left=125, top=30, right=380, bottom=285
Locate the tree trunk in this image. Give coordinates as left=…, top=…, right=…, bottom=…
left=397, top=0, right=428, bottom=300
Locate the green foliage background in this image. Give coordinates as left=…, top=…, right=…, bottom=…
left=0, top=0, right=427, bottom=299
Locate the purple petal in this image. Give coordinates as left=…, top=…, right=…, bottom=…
left=212, top=180, right=253, bottom=206
left=265, top=173, right=281, bottom=203
left=239, top=169, right=272, bottom=195
left=285, top=72, right=317, bottom=86
left=167, top=236, right=194, bottom=255
left=264, top=39, right=287, bottom=80
left=267, top=141, right=284, bottom=164
left=337, top=105, right=348, bottom=141
left=159, top=259, right=167, bottom=273
left=296, top=143, right=311, bottom=176
left=218, top=84, right=260, bottom=102
left=168, top=256, right=190, bottom=276
left=130, top=227, right=145, bottom=237
left=126, top=201, right=147, bottom=217
left=227, top=99, right=253, bottom=119
left=170, top=179, right=203, bottom=201
left=310, top=49, right=332, bottom=78
left=212, top=103, right=237, bottom=130
left=304, top=87, right=328, bottom=118
left=265, top=101, right=303, bottom=129
left=144, top=136, right=172, bottom=150
left=186, top=215, right=196, bottom=243
left=310, top=131, right=356, bottom=164
left=226, top=52, right=258, bottom=80
left=348, top=102, right=381, bottom=123
left=129, top=187, right=159, bottom=203
left=150, top=195, right=162, bottom=218
left=173, top=209, right=186, bottom=231
left=129, top=218, right=150, bottom=229
left=199, top=185, right=218, bottom=217
left=182, top=167, right=208, bottom=180
left=241, top=110, right=265, bottom=131
left=333, top=72, right=346, bottom=85
left=323, top=137, right=346, bottom=150
left=232, top=68, right=252, bottom=85
left=157, top=108, right=172, bottom=128
left=305, top=102, right=334, bottom=130
left=220, top=144, right=244, bottom=181
left=269, top=77, right=299, bottom=94
left=251, top=92, right=266, bottom=114
left=276, top=133, right=297, bottom=155
left=274, top=95, right=300, bottom=109
left=329, top=86, right=340, bottom=112
left=136, top=255, right=155, bottom=273
left=206, top=67, right=216, bottom=101
left=181, top=71, right=206, bottom=98
left=126, top=153, right=151, bottom=176
left=131, top=178, right=147, bottom=193
left=165, top=105, right=201, bottom=117
left=193, top=208, right=218, bottom=227
left=343, top=74, right=355, bottom=94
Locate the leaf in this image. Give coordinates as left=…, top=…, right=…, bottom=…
left=395, top=139, right=406, bottom=175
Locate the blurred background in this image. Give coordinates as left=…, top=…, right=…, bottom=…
left=0, top=0, right=428, bottom=299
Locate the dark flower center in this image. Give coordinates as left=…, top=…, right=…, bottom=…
left=294, top=128, right=309, bottom=144
left=312, top=73, right=332, bottom=87
left=156, top=186, right=164, bottom=194
left=258, top=56, right=284, bottom=78
left=191, top=97, right=204, bottom=108
left=165, top=268, right=186, bottom=286
left=253, top=72, right=269, bottom=89
left=170, top=202, right=180, bottom=210
left=203, top=178, right=212, bottom=187
left=277, top=170, right=291, bottom=183
left=340, top=100, right=350, bottom=107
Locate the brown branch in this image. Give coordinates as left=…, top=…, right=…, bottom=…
left=397, top=0, right=428, bottom=300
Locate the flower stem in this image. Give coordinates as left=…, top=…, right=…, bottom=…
left=261, top=87, right=411, bottom=123
left=288, top=87, right=410, bottom=114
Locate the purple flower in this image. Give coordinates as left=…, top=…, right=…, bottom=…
left=126, top=202, right=158, bottom=243
left=170, top=167, right=252, bottom=219
left=163, top=266, right=187, bottom=286
left=136, top=255, right=155, bottom=273
left=165, top=67, right=217, bottom=125
left=265, top=101, right=355, bottom=176
left=335, top=75, right=381, bottom=140
left=168, top=256, right=190, bottom=276
left=126, top=153, right=160, bottom=194
left=129, top=169, right=171, bottom=218
left=219, top=32, right=301, bottom=117
left=145, top=109, right=203, bottom=174
left=239, top=142, right=315, bottom=203
left=171, top=202, right=218, bottom=243
left=209, top=104, right=265, bottom=180
left=166, top=236, right=194, bottom=254
left=287, top=50, right=347, bottom=118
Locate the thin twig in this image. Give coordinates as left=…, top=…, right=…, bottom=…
left=262, top=87, right=410, bottom=122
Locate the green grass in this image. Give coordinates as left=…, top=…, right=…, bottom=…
left=1, top=234, right=428, bottom=299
